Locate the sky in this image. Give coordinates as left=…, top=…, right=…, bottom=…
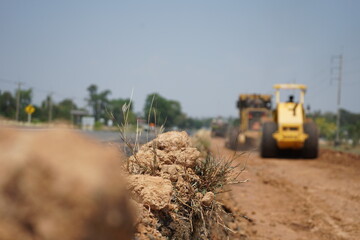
left=0, top=0, right=359, bottom=118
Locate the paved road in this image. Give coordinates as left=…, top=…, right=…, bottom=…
left=80, top=130, right=156, bottom=144
left=0, top=123, right=156, bottom=145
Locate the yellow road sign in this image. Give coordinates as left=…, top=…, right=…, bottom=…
left=25, top=105, right=35, bottom=114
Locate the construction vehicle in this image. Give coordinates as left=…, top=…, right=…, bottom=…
left=260, top=84, right=318, bottom=158
left=211, top=117, right=228, bottom=137
left=226, top=94, right=272, bottom=150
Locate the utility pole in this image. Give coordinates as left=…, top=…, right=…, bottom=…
left=48, top=92, right=54, bottom=122
left=70, top=97, right=75, bottom=125
left=331, top=54, right=343, bottom=146
left=15, top=82, right=24, bottom=121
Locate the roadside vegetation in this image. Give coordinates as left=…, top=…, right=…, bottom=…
left=1, top=83, right=359, bottom=152
left=308, top=110, right=360, bottom=152
left=0, top=84, right=213, bottom=130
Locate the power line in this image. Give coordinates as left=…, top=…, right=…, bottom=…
left=0, top=78, right=17, bottom=85
left=1, top=77, right=81, bottom=101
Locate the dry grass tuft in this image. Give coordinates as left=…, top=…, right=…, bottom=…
left=195, top=152, right=248, bottom=194
left=191, top=129, right=212, bottom=157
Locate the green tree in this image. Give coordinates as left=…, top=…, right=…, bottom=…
left=33, top=96, right=77, bottom=122
left=347, top=122, right=360, bottom=146
left=143, top=93, right=184, bottom=127
left=0, top=91, right=16, bottom=119
left=310, top=109, right=360, bottom=146
left=340, top=109, right=360, bottom=146
left=33, top=95, right=54, bottom=122
left=55, top=99, right=77, bottom=121
left=315, top=117, right=336, bottom=141
left=86, top=84, right=111, bottom=121
left=87, top=84, right=99, bottom=120
left=108, top=98, right=136, bottom=125
left=340, top=108, right=360, bottom=126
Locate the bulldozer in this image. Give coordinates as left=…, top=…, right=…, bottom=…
left=260, top=84, right=318, bottom=158
left=226, top=94, right=272, bottom=150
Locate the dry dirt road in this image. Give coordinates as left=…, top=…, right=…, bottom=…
left=211, top=138, right=360, bottom=240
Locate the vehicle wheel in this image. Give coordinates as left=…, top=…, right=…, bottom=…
left=261, top=122, right=278, bottom=158
left=303, top=122, right=319, bottom=159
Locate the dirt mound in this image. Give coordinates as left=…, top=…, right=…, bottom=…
left=128, top=131, right=200, bottom=174
left=319, top=148, right=360, bottom=167
left=128, top=175, right=173, bottom=210
left=0, top=128, right=133, bottom=240
left=127, top=131, right=240, bottom=240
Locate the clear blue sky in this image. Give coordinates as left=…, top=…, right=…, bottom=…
left=1, top=0, right=359, bottom=117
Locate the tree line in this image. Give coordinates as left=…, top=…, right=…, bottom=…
left=309, top=109, right=360, bottom=147
left=0, top=84, right=212, bottom=129
left=86, top=84, right=212, bottom=129
left=0, top=88, right=76, bottom=123
left=1, top=84, right=358, bottom=145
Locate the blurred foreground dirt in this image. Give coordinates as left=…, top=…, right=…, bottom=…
left=0, top=128, right=133, bottom=240
left=2, top=127, right=358, bottom=240
left=212, top=138, right=360, bottom=240
left=0, top=128, right=240, bottom=240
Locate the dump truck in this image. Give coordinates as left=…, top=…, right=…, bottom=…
left=226, top=94, right=272, bottom=150
left=260, top=84, right=318, bottom=158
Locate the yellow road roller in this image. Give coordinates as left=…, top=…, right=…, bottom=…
left=260, top=84, right=318, bottom=158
